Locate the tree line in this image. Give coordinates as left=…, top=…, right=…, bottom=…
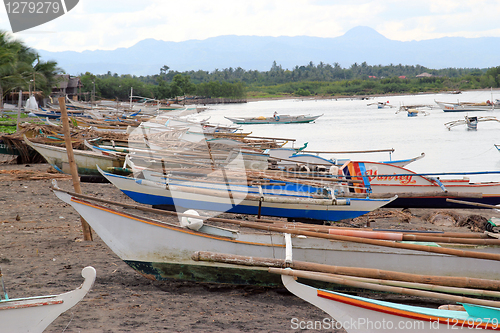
left=79, top=61, right=498, bottom=101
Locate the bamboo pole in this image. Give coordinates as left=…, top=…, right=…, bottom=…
left=446, top=198, right=499, bottom=209
left=16, top=90, right=22, bottom=132
left=192, top=251, right=500, bottom=291
left=58, top=97, right=93, bottom=241
left=312, top=271, right=500, bottom=299
left=300, top=148, right=395, bottom=154
left=327, top=228, right=500, bottom=245
left=270, top=268, right=500, bottom=309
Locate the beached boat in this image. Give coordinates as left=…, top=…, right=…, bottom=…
left=343, top=161, right=500, bottom=208
left=0, top=266, right=95, bottom=333
left=266, top=148, right=425, bottom=170
left=278, top=269, right=500, bottom=332
left=444, top=116, right=500, bottom=130
left=24, top=136, right=124, bottom=176
left=97, top=165, right=396, bottom=222
left=53, top=187, right=500, bottom=287
left=224, top=114, right=322, bottom=125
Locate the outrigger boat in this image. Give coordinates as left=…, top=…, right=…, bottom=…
left=224, top=114, right=322, bottom=125
left=266, top=148, right=425, bottom=170
left=96, top=165, right=397, bottom=222
left=343, top=161, right=500, bottom=208
left=445, top=116, right=500, bottom=130
left=24, top=136, right=124, bottom=176
left=53, top=184, right=500, bottom=288
left=435, top=99, right=500, bottom=112
left=277, top=269, right=500, bottom=333
left=0, top=266, right=95, bottom=333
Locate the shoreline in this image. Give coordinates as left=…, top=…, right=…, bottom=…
left=244, top=88, right=500, bottom=103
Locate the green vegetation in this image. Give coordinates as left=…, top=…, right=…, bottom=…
left=78, top=61, right=500, bottom=100
left=0, top=31, right=61, bottom=107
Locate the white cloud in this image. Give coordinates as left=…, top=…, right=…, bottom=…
left=0, top=0, right=499, bottom=52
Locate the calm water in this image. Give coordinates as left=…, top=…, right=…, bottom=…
left=191, top=90, right=500, bottom=182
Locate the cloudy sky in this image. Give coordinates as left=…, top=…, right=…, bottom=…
left=2, top=0, right=500, bottom=52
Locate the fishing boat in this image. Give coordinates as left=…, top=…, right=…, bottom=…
left=96, top=165, right=397, bottom=222
left=435, top=100, right=500, bottom=112
left=444, top=116, right=500, bottom=130
left=52, top=186, right=500, bottom=287
left=266, top=148, right=425, bottom=170
left=343, top=161, right=500, bottom=208
left=367, top=101, right=394, bottom=109
left=224, top=114, right=322, bottom=125
left=24, top=136, right=124, bottom=176
left=397, top=106, right=431, bottom=117
left=277, top=269, right=500, bottom=332
left=0, top=266, right=95, bottom=333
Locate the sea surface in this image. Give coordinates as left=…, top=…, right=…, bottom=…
left=191, top=89, right=500, bottom=183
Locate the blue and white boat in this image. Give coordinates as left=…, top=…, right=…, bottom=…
left=97, top=166, right=396, bottom=222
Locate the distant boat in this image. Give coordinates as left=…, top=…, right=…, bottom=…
left=225, top=114, right=322, bottom=124
left=444, top=115, right=500, bottom=130
left=0, top=266, right=95, bottom=333
left=367, top=101, right=394, bottom=109
left=396, top=104, right=433, bottom=117
left=435, top=100, right=500, bottom=112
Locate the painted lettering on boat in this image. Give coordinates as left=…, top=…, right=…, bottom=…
left=364, top=169, right=416, bottom=185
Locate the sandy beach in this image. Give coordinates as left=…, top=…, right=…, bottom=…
left=1, top=159, right=499, bottom=332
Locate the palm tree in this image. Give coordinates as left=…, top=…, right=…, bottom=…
left=0, top=30, right=62, bottom=110
left=0, top=31, right=25, bottom=109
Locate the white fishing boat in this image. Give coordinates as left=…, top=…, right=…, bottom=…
left=435, top=100, right=500, bottom=112
left=52, top=186, right=500, bottom=288
left=24, top=136, right=124, bottom=176
left=225, top=114, right=322, bottom=124
left=266, top=148, right=425, bottom=170
left=278, top=269, right=500, bottom=333
left=0, top=266, right=95, bottom=333
left=444, top=115, right=500, bottom=130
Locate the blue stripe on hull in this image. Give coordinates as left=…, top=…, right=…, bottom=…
left=121, top=189, right=370, bottom=221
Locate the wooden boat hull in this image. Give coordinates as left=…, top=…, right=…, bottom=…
left=97, top=167, right=396, bottom=222
left=344, top=161, right=500, bottom=208
left=0, top=266, right=95, bottom=333
left=24, top=137, right=124, bottom=176
left=53, top=189, right=500, bottom=287
left=281, top=273, right=500, bottom=332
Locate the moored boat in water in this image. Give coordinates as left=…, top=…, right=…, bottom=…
left=225, top=114, right=322, bottom=124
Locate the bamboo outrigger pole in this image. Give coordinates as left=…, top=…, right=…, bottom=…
left=271, top=268, right=500, bottom=309
left=192, top=251, right=500, bottom=291
left=58, top=97, right=93, bottom=241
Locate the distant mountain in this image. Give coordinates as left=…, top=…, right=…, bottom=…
left=36, top=26, right=500, bottom=76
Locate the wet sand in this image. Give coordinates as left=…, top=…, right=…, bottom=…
left=0, top=160, right=498, bottom=332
